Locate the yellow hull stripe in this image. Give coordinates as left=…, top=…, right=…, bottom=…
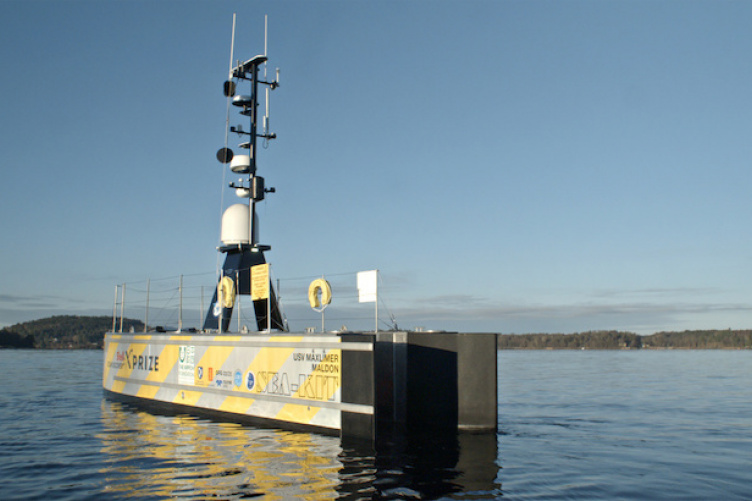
left=136, top=384, right=160, bottom=399
left=111, top=379, right=126, bottom=393
left=174, top=389, right=203, bottom=406
left=102, top=339, right=120, bottom=383
left=218, top=395, right=256, bottom=414
left=146, top=343, right=174, bottom=384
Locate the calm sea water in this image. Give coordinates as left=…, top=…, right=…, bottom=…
left=0, top=349, right=750, bottom=500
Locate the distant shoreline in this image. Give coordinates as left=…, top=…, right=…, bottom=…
left=1, top=316, right=751, bottom=350
left=498, top=346, right=751, bottom=350
left=498, top=330, right=752, bottom=350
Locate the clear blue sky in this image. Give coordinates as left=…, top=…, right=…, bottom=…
left=2, top=0, right=751, bottom=334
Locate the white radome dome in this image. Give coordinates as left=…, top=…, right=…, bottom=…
left=221, top=204, right=250, bottom=245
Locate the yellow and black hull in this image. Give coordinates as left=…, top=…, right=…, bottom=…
left=103, top=330, right=498, bottom=440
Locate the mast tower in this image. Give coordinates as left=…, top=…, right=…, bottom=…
left=203, top=41, right=284, bottom=333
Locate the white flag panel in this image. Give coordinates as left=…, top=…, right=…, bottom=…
left=357, top=270, right=377, bottom=303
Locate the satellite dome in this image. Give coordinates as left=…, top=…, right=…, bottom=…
left=221, top=204, right=250, bottom=245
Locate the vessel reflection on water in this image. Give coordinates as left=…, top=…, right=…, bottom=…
left=99, top=400, right=501, bottom=499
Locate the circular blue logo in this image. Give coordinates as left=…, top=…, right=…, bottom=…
left=246, top=371, right=255, bottom=391
left=197, top=367, right=203, bottom=380
left=234, top=370, right=242, bottom=387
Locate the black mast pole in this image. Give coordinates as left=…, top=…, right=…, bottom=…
left=249, top=61, right=259, bottom=247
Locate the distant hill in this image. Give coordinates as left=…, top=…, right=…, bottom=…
left=0, top=315, right=144, bottom=349
left=498, top=330, right=752, bottom=350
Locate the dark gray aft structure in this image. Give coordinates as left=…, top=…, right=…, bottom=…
left=343, top=331, right=498, bottom=439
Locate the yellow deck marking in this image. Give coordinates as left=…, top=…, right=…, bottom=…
left=169, top=335, right=196, bottom=342
left=269, top=335, right=307, bottom=343
left=218, top=335, right=243, bottom=342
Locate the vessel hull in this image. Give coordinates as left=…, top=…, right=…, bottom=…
left=103, top=331, right=498, bottom=440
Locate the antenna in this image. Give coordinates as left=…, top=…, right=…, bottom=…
left=229, top=14, right=237, bottom=79
left=223, top=14, right=239, bottom=97
left=264, top=15, right=270, bottom=143
left=264, top=15, right=268, bottom=71
left=218, top=13, right=238, bottom=278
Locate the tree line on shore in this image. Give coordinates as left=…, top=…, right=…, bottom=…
left=1, top=316, right=752, bottom=349
left=0, top=315, right=144, bottom=349
left=498, top=329, right=752, bottom=349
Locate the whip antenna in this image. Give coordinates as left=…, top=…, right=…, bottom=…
left=218, top=13, right=237, bottom=277
left=229, top=14, right=237, bottom=79
left=264, top=15, right=268, bottom=74
left=264, top=15, right=270, bottom=143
